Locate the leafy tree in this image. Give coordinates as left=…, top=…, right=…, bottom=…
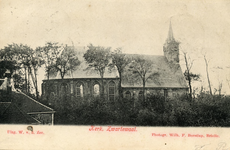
left=0, top=44, right=21, bottom=77
left=0, top=43, right=44, bottom=98
left=84, top=44, right=111, bottom=97
left=129, top=56, right=159, bottom=101
left=38, top=42, right=61, bottom=80
left=54, top=45, right=81, bottom=79
left=110, top=48, right=130, bottom=97
left=0, top=44, right=28, bottom=92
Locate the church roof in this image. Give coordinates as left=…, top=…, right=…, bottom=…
left=121, top=54, right=187, bottom=88
left=51, top=46, right=119, bottom=79
left=49, top=46, right=187, bottom=89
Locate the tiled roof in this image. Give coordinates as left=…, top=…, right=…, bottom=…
left=121, top=54, right=188, bottom=88
left=49, top=46, right=187, bottom=88
left=51, top=46, right=119, bottom=79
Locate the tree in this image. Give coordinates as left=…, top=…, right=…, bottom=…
left=203, top=55, right=212, bottom=96
left=0, top=44, right=29, bottom=92
left=38, top=42, right=61, bottom=80
left=28, top=48, right=44, bottom=99
left=54, top=45, right=81, bottom=79
left=183, top=52, right=200, bottom=98
left=129, top=56, right=159, bottom=101
left=110, top=48, right=130, bottom=98
left=212, top=66, right=224, bottom=96
left=0, top=44, right=21, bottom=77
left=0, top=43, right=43, bottom=98
left=17, top=44, right=41, bottom=97
left=84, top=44, right=111, bottom=97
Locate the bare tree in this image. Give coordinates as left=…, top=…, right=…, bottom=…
left=129, top=56, right=159, bottom=101
left=110, top=48, right=130, bottom=98
left=203, top=55, right=212, bottom=96
left=183, top=52, right=200, bottom=98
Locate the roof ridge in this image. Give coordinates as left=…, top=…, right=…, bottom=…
left=125, top=53, right=164, bottom=57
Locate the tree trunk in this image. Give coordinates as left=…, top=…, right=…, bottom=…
left=61, top=72, right=64, bottom=79
left=34, top=69, right=39, bottom=100
left=30, top=67, right=39, bottom=100
left=118, top=71, right=122, bottom=98
left=143, top=78, right=145, bottom=102
left=27, top=66, right=30, bottom=93
left=218, top=82, right=222, bottom=96
left=101, top=76, right=104, bottom=98
left=188, top=71, right=192, bottom=98
left=204, top=56, right=212, bottom=95
left=24, top=67, right=27, bottom=93
left=47, top=68, right=50, bottom=80
left=184, top=53, right=192, bottom=98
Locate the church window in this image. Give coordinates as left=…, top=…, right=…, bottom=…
left=70, top=83, right=73, bottom=94
left=108, top=81, right=115, bottom=101
left=54, top=85, right=57, bottom=94
left=76, top=82, right=84, bottom=98
left=60, top=83, right=68, bottom=99
left=164, top=89, right=168, bottom=97
left=125, top=91, right=131, bottom=100
left=138, top=91, right=143, bottom=100
left=93, top=83, right=100, bottom=97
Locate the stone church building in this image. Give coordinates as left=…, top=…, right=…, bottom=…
left=42, top=23, right=188, bottom=106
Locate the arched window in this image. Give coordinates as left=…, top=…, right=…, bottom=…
left=76, top=82, right=84, bottom=98
left=60, top=83, right=68, bottom=99
left=93, top=83, right=100, bottom=97
left=48, top=92, right=55, bottom=106
left=138, top=91, right=143, bottom=100
left=125, top=91, right=131, bottom=100
left=108, top=81, right=115, bottom=101
left=61, top=83, right=67, bottom=95
left=164, top=89, right=168, bottom=97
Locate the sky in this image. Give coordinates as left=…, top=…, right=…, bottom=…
left=0, top=0, right=230, bottom=95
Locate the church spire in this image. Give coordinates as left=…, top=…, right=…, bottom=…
left=167, top=20, right=175, bottom=42
left=163, top=19, right=180, bottom=64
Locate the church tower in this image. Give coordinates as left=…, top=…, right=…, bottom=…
left=163, top=21, right=180, bottom=64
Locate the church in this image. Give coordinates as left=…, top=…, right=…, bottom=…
left=41, top=23, right=188, bottom=106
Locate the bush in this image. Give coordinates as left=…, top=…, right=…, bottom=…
left=51, top=92, right=230, bottom=126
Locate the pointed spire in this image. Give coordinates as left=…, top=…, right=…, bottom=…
left=167, top=19, right=175, bottom=42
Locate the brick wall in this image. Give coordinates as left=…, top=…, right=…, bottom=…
left=42, top=78, right=120, bottom=106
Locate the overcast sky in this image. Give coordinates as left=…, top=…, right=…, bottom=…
left=0, top=0, right=230, bottom=94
